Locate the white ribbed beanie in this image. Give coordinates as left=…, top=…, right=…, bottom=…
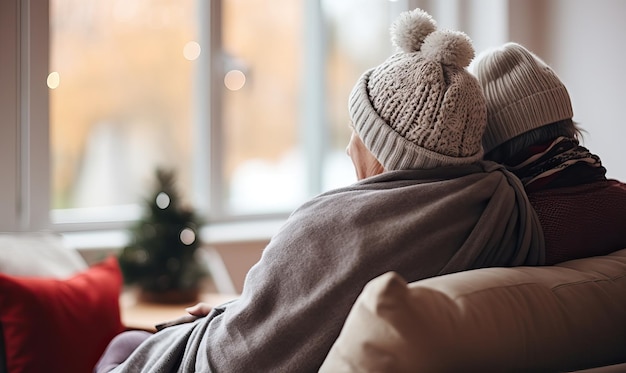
left=348, top=8, right=487, bottom=170
left=473, top=42, right=574, bottom=153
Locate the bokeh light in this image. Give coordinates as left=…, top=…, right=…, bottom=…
left=224, top=69, right=246, bottom=91
left=47, top=71, right=60, bottom=89
left=155, top=192, right=170, bottom=209
left=183, top=41, right=201, bottom=60
left=179, top=227, right=196, bottom=245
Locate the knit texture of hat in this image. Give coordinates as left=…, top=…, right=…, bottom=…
left=473, top=42, right=574, bottom=154
left=348, top=8, right=487, bottom=170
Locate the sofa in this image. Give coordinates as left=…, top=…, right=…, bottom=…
left=320, top=248, right=626, bottom=372
left=1, top=233, right=625, bottom=373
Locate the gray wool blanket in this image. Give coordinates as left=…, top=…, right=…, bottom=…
left=110, top=161, right=544, bottom=373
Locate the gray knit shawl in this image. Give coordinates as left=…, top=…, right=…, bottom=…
left=110, top=161, right=544, bottom=373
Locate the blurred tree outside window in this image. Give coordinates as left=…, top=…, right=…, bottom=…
left=50, top=0, right=198, bottom=216
left=49, top=0, right=395, bottom=224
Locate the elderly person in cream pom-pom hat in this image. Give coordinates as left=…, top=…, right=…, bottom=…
left=96, top=9, right=544, bottom=373
left=473, top=42, right=626, bottom=265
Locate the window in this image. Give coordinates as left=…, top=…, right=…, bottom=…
left=50, top=0, right=202, bottom=225
left=48, top=0, right=399, bottom=228
left=1, top=0, right=511, bottom=234
left=219, top=0, right=397, bottom=215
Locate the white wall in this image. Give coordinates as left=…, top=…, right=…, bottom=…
left=551, top=0, right=626, bottom=181
left=509, top=0, right=626, bottom=181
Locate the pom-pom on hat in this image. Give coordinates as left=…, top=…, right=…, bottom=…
left=349, top=8, right=486, bottom=170
left=473, top=42, right=574, bottom=154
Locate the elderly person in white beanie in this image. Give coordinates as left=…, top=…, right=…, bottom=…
left=96, top=9, right=544, bottom=373
left=473, top=42, right=626, bottom=265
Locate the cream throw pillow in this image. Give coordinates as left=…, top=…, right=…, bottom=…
left=320, top=249, right=626, bottom=372
left=0, top=232, right=88, bottom=278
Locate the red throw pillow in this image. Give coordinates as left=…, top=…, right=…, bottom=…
left=0, top=256, right=125, bottom=373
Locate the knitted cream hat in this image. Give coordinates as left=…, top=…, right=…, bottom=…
left=473, top=42, right=574, bottom=154
left=348, top=8, right=486, bottom=170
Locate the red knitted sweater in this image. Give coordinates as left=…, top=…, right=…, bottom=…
left=528, top=179, right=626, bottom=265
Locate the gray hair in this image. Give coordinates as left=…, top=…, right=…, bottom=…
left=484, top=119, right=583, bottom=165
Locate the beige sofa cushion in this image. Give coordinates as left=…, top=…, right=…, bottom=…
left=319, top=249, right=626, bottom=373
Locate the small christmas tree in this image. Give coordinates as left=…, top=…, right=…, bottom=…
left=118, top=168, right=206, bottom=303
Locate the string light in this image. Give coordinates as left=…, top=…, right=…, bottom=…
left=156, top=192, right=170, bottom=209
left=180, top=227, right=196, bottom=245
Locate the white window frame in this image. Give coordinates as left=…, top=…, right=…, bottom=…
left=0, top=0, right=509, bottom=240
left=0, top=0, right=50, bottom=233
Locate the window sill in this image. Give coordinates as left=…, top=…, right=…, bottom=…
left=60, top=218, right=285, bottom=252
left=61, top=219, right=284, bottom=294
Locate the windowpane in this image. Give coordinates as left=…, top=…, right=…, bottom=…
left=221, top=0, right=394, bottom=214
left=50, top=0, right=397, bottom=223
left=50, top=0, right=199, bottom=212
left=221, top=0, right=305, bottom=214
left=322, top=0, right=394, bottom=190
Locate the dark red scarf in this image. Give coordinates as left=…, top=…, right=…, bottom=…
left=506, top=137, right=606, bottom=192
